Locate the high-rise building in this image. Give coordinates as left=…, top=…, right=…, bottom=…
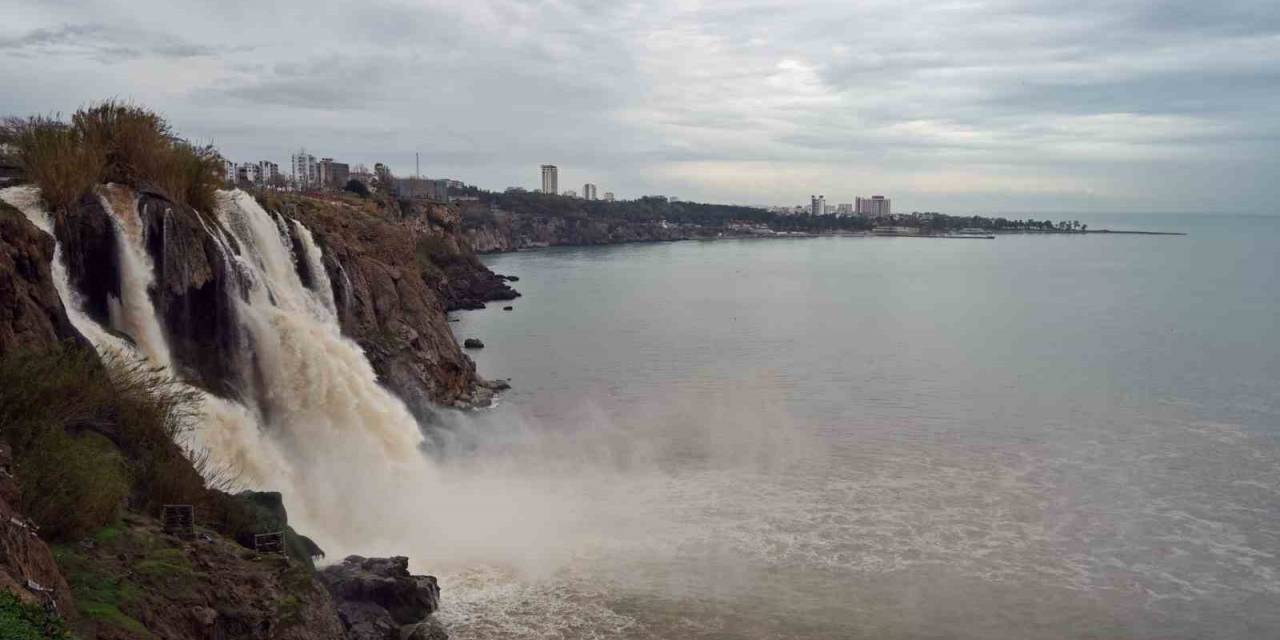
left=236, top=162, right=261, bottom=185
left=856, top=195, right=891, bottom=217
left=836, top=203, right=854, bottom=215
left=317, top=158, right=350, bottom=190
left=583, top=183, right=598, bottom=200
left=292, top=150, right=318, bottom=189
left=603, top=192, right=615, bottom=202
left=541, top=164, right=558, bottom=195
left=810, top=195, right=826, bottom=216
left=257, top=161, right=280, bottom=187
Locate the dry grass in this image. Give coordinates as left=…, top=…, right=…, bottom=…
left=0, top=116, right=105, bottom=213
left=0, top=101, right=225, bottom=213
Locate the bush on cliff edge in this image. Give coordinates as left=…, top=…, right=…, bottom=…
left=0, top=102, right=225, bottom=214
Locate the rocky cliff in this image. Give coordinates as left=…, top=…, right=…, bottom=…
left=0, top=201, right=81, bottom=353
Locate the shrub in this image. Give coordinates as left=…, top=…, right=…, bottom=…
left=18, top=429, right=129, bottom=540
left=0, top=116, right=105, bottom=212
left=2, top=102, right=225, bottom=213
left=344, top=178, right=370, bottom=198
left=153, top=141, right=224, bottom=214
left=0, top=344, right=208, bottom=540
left=71, top=102, right=172, bottom=187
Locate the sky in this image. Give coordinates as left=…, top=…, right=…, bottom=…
left=1, top=0, right=1278, bottom=214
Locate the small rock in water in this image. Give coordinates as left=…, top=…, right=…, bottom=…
left=463, top=338, right=484, bottom=349
left=503, top=306, right=513, bottom=311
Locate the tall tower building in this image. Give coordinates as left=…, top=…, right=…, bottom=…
left=855, top=195, right=891, bottom=217
left=583, top=183, right=597, bottom=200
left=292, top=150, right=317, bottom=189
left=541, top=164, right=558, bottom=195
left=810, top=195, right=826, bottom=216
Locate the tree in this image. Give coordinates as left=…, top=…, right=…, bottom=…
left=344, top=178, right=370, bottom=198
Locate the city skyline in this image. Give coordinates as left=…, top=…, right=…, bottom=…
left=3, top=1, right=1277, bottom=213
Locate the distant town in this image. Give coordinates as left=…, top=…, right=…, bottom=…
left=226, top=155, right=896, bottom=219
left=217, top=154, right=1101, bottom=235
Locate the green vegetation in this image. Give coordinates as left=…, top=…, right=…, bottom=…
left=0, top=344, right=207, bottom=540
left=344, top=178, right=371, bottom=198
left=52, top=525, right=175, bottom=638
left=0, top=592, right=72, bottom=640
left=455, top=187, right=873, bottom=232
left=0, top=101, right=224, bottom=214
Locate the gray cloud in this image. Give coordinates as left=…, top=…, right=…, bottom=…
left=0, top=0, right=1277, bottom=213
left=0, top=22, right=219, bottom=60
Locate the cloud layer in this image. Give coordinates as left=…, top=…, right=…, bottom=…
left=2, top=0, right=1277, bottom=213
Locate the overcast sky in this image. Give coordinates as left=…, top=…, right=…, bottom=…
left=2, top=0, right=1278, bottom=213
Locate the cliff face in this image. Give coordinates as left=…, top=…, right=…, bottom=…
left=462, top=211, right=723, bottom=253
left=0, top=201, right=82, bottom=353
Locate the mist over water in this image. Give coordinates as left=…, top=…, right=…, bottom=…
left=444, top=220, right=1280, bottom=639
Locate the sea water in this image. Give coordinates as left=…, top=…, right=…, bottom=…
left=439, top=214, right=1280, bottom=639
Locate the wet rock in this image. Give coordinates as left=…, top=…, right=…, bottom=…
left=502, top=306, right=513, bottom=311
left=320, top=556, right=441, bottom=640
left=403, top=618, right=449, bottom=640
left=0, top=199, right=85, bottom=353
left=463, top=338, right=484, bottom=349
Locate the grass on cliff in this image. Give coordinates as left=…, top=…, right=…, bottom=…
left=0, top=101, right=225, bottom=214
left=0, top=592, right=72, bottom=640
left=0, top=344, right=209, bottom=540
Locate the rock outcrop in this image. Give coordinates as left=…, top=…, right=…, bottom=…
left=319, top=555, right=442, bottom=640
left=0, top=200, right=83, bottom=353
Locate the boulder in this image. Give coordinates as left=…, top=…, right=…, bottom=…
left=320, top=555, right=441, bottom=640
left=403, top=618, right=449, bottom=640
left=462, top=338, right=484, bottom=349
left=502, top=306, right=513, bottom=311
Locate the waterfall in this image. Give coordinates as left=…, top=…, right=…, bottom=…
left=3, top=185, right=443, bottom=554
left=99, top=186, right=172, bottom=369
left=290, top=218, right=337, bottom=317
left=211, top=190, right=438, bottom=548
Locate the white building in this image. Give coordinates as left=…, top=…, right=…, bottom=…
left=563, top=189, right=578, bottom=198
left=257, top=161, right=280, bottom=187
left=836, top=203, right=854, bottom=215
left=856, top=195, right=891, bottom=217
left=603, top=192, right=615, bottom=202
left=583, top=183, right=598, bottom=200
left=541, top=164, right=558, bottom=196
left=292, top=150, right=318, bottom=189
left=810, top=194, right=826, bottom=216
left=236, top=162, right=261, bottom=185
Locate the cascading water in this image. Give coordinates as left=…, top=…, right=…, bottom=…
left=99, top=186, right=172, bottom=369
left=207, top=190, right=442, bottom=550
